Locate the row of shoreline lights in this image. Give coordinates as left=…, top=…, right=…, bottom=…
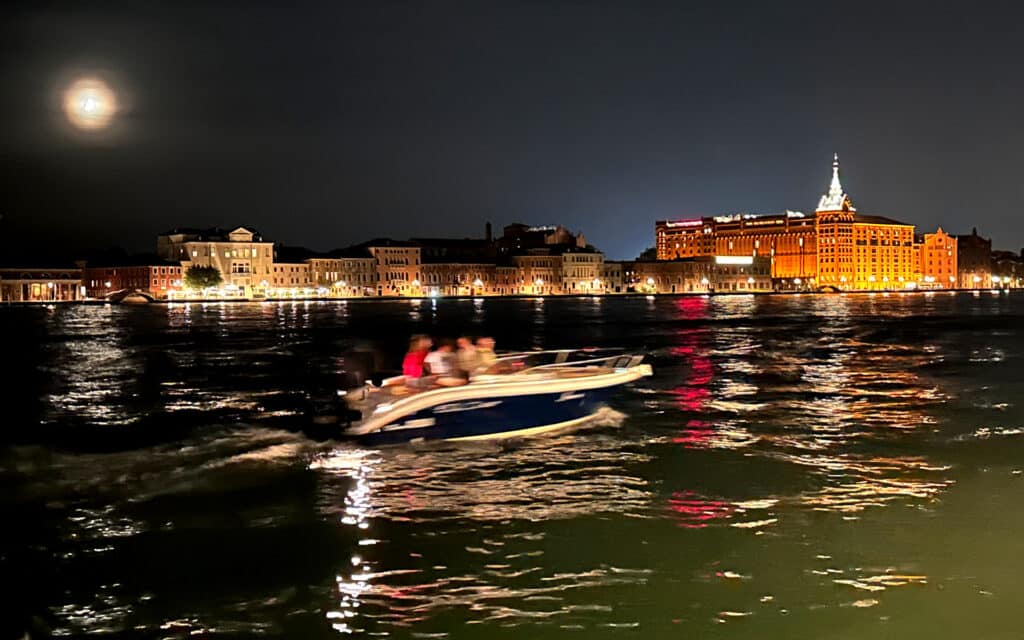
left=139, top=270, right=1021, bottom=300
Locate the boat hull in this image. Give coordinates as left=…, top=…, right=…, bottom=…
left=354, top=387, right=616, bottom=446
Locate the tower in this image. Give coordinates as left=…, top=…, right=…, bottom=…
left=815, top=154, right=856, bottom=288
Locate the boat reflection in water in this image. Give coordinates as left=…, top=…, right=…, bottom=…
left=310, top=426, right=655, bottom=633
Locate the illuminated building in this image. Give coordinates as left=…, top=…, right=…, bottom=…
left=655, top=214, right=815, bottom=282
left=82, top=258, right=183, bottom=299
left=0, top=267, right=83, bottom=302
left=420, top=262, right=495, bottom=296
left=713, top=211, right=817, bottom=282
left=916, top=228, right=958, bottom=289
left=364, top=240, right=422, bottom=296
left=813, top=155, right=857, bottom=288
left=494, top=266, right=519, bottom=295
left=655, top=155, right=916, bottom=290
left=956, top=227, right=992, bottom=288
left=561, top=250, right=605, bottom=294
left=631, top=256, right=771, bottom=294
left=266, top=261, right=309, bottom=288
left=306, top=252, right=377, bottom=297
left=511, top=253, right=562, bottom=295
left=157, top=226, right=274, bottom=296
left=601, top=261, right=625, bottom=293
left=849, top=216, right=916, bottom=290
left=992, top=250, right=1023, bottom=288
left=655, top=218, right=713, bottom=260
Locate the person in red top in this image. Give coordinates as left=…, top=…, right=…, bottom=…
left=402, top=334, right=431, bottom=384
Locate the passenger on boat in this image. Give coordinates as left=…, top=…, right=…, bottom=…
left=456, top=336, right=479, bottom=378
left=401, top=334, right=431, bottom=387
left=424, top=339, right=465, bottom=387
left=475, top=336, right=498, bottom=372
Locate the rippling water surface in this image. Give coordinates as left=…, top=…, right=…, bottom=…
left=3, top=293, right=1024, bottom=638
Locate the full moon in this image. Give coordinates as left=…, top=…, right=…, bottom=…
left=63, top=78, right=117, bottom=130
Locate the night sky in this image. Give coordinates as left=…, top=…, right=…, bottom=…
left=2, top=1, right=1023, bottom=261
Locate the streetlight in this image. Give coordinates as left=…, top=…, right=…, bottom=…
left=47, top=281, right=54, bottom=300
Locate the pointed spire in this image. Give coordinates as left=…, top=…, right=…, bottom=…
left=816, top=153, right=855, bottom=213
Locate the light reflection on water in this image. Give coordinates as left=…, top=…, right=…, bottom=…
left=3, top=294, right=1024, bottom=637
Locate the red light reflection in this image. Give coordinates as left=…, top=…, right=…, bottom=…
left=667, top=490, right=735, bottom=528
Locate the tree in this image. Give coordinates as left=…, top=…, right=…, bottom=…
left=184, top=265, right=223, bottom=290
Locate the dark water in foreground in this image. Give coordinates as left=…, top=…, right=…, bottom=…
left=3, top=293, right=1024, bottom=638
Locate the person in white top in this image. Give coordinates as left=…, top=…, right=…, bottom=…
left=424, top=340, right=464, bottom=386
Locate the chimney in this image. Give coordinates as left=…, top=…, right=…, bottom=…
left=485, top=221, right=492, bottom=242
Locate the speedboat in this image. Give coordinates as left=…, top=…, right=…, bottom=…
left=309, top=349, right=652, bottom=445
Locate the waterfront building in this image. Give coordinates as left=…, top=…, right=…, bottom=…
left=494, top=266, right=519, bottom=296
left=631, top=256, right=771, bottom=294
left=956, top=228, right=992, bottom=288
left=714, top=212, right=818, bottom=283
left=655, top=156, right=915, bottom=290
left=364, top=240, right=422, bottom=296
left=711, top=256, right=773, bottom=292
left=992, top=250, right=1024, bottom=288
left=655, top=218, right=712, bottom=260
left=916, top=228, right=958, bottom=289
left=81, top=256, right=183, bottom=299
left=306, top=250, right=378, bottom=297
left=602, top=261, right=625, bottom=293
left=0, top=267, right=83, bottom=302
left=267, top=262, right=312, bottom=293
left=157, top=226, right=274, bottom=296
left=848, top=216, right=916, bottom=290
left=560, top=250, right=605, bottom=294
left=511, top=253, right=562, bottom=295
left=420, top=262, right=495, bottom=296
left=813, top=155, right=857, bottom=288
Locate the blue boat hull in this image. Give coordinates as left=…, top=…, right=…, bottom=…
left=354, top=387, right=615, bottom=446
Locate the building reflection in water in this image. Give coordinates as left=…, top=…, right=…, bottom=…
left=664, top=294, right=956, bottom=524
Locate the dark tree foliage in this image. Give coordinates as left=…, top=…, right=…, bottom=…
left=184, top=265, right=223, bottom=289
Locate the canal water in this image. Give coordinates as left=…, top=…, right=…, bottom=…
left=3, top=293, right=1023, bottom=638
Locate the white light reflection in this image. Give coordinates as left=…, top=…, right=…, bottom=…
left=309, top=449, right=378, bottom=635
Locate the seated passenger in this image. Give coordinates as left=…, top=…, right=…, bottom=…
left=424, top=340, right=465, bottom=387
left=475, top=336, right=499, bottom=373
left=402, top=334, right=431, bottom=388
left=456, top=336, right=480, bottom=379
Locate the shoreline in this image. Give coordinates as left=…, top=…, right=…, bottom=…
left=1, top=287, right=1017, bottom=306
